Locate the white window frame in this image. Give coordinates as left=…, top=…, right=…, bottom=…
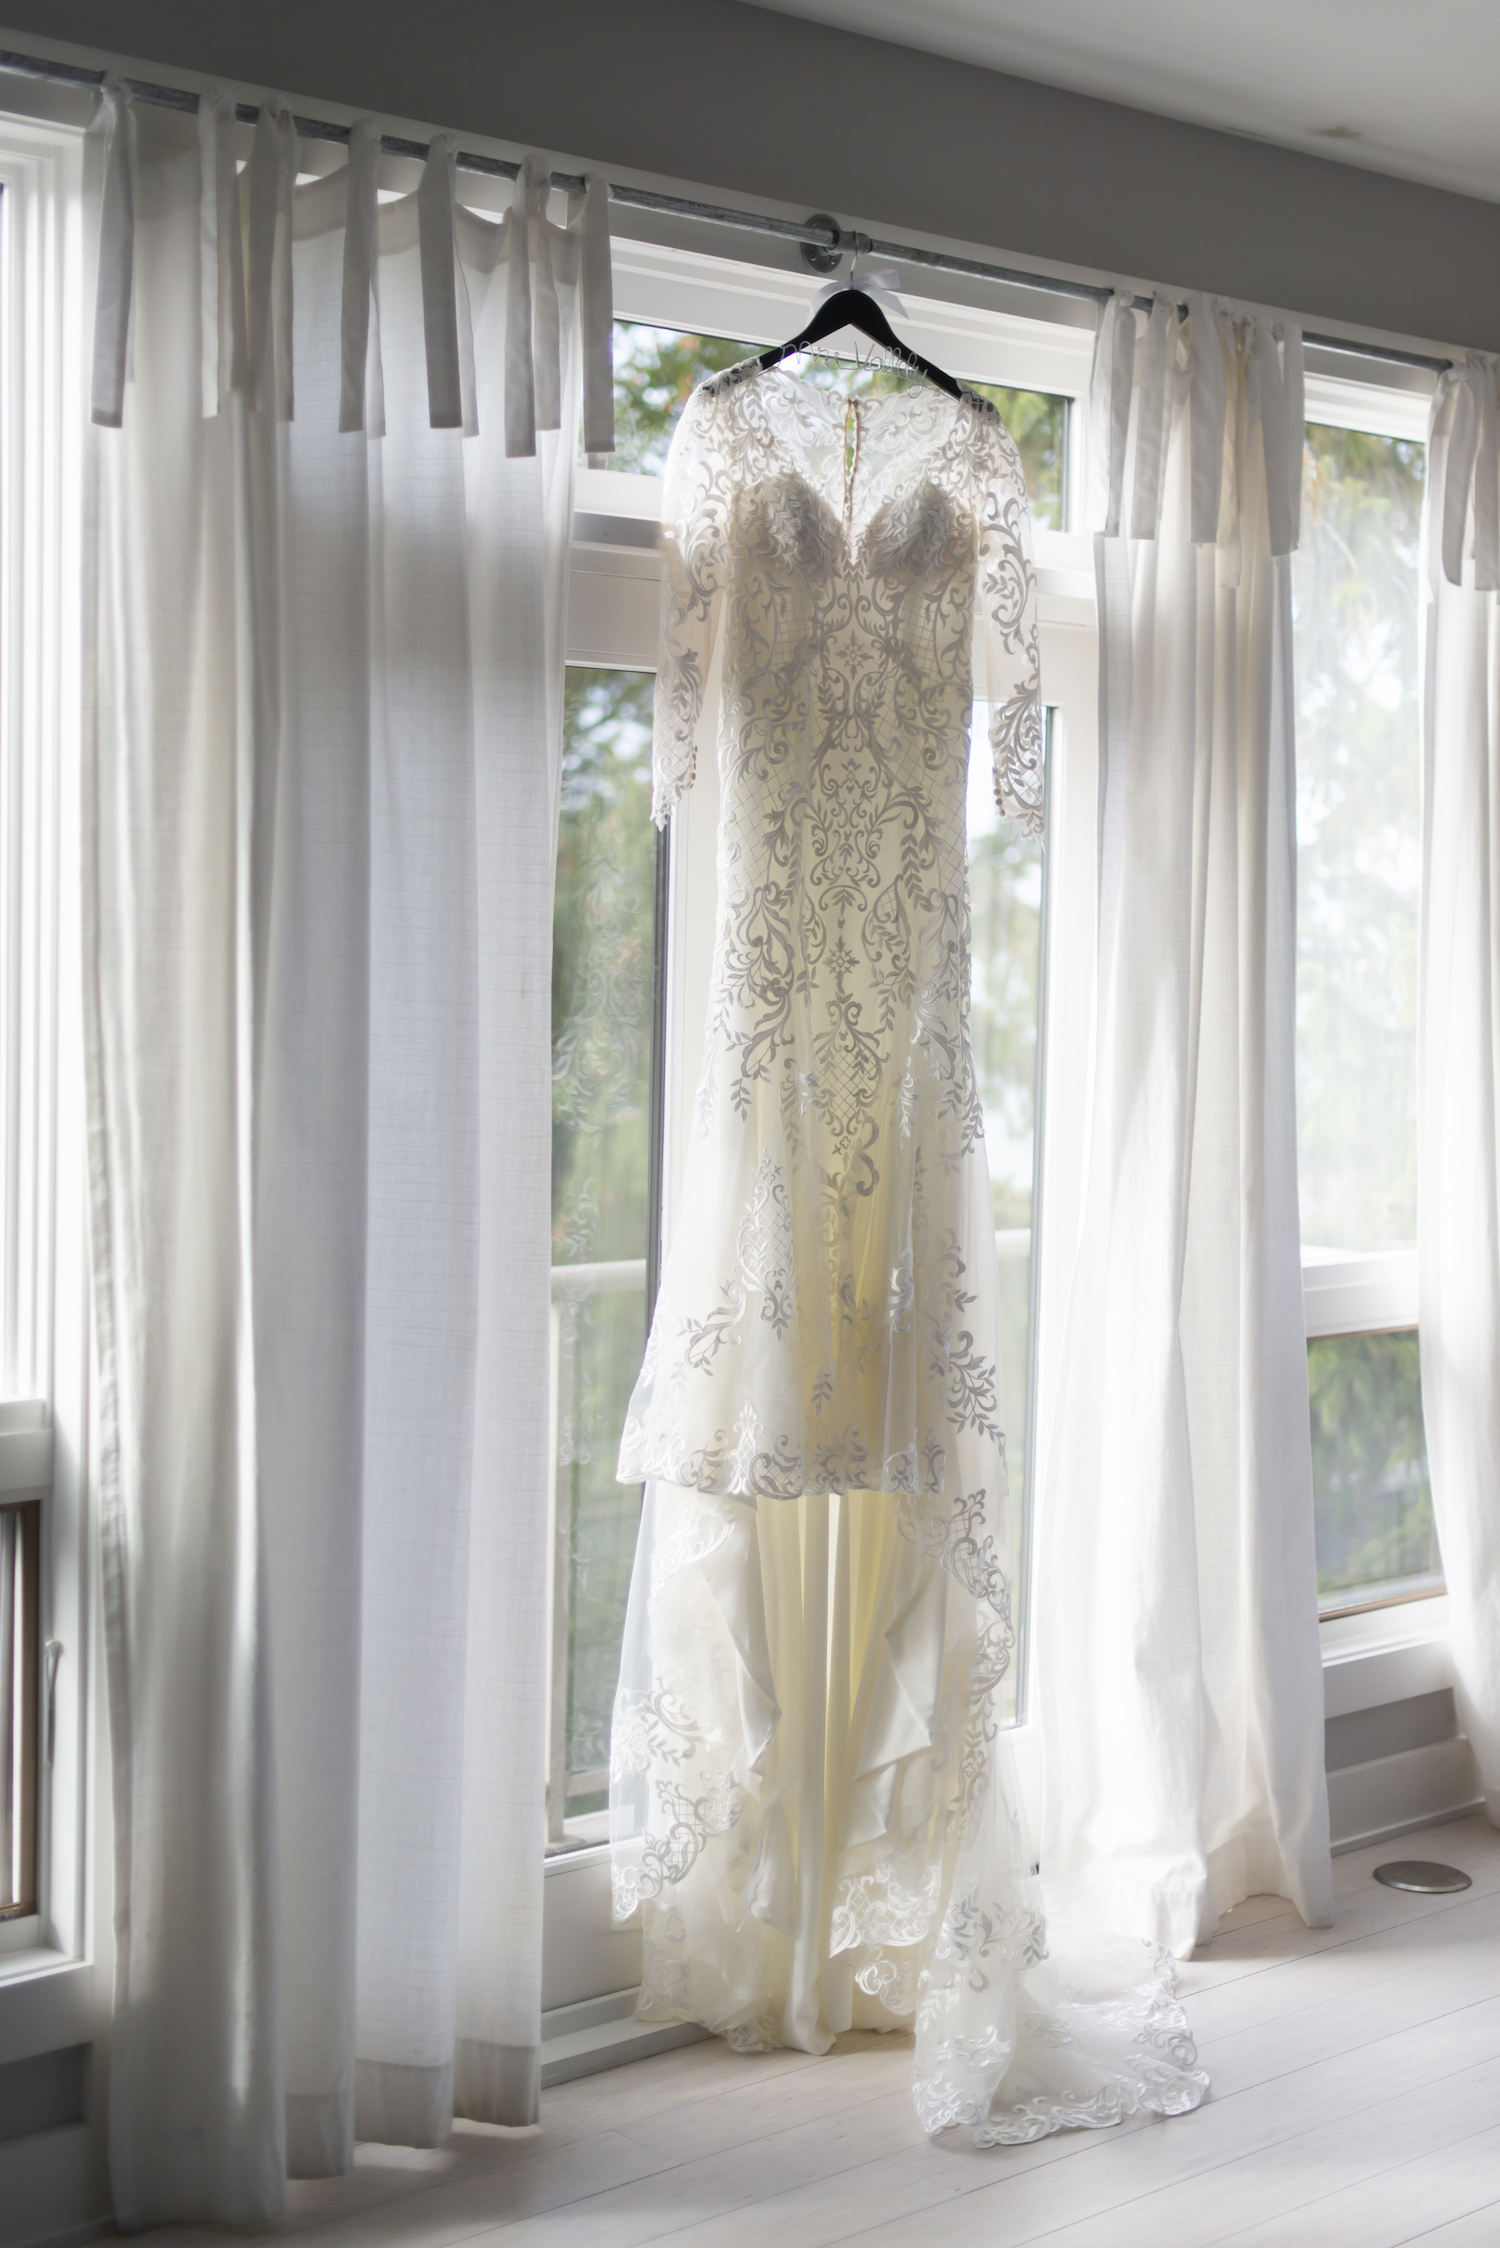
left=1296, top=374, right=1441, bottom=1630
left=0, top=106, right=97, bottom=2087
left=1294, top=373, right=1475, bottom=1840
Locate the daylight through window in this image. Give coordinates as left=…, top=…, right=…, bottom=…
left=548, top=667, right=661, bottom=1848
left=1294, top=416, right=1438, bottom=1615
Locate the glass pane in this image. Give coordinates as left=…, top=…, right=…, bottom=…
left=1308, top=1330, right=1441, bottom=1612
left=550, top=668, right=658, bottom=1843
left=605, top=324, right=755, bottom=475
left=0, top=1499, right=39, bottom=1917
left=1293, top=424, right=1424, bottom=1253
left=967, top=712, right=1048, bottom=1717
left=966, top=381, right=1067, bottom=532
left=600, top=321, right=1069, bottom=528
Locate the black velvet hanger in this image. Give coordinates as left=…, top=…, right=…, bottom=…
left=758, top=285, right=962, bottom=400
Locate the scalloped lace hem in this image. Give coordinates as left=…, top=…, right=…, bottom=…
left=916, top=1943, right=1209, bottom=2147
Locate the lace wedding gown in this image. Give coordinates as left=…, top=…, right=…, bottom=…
left=610, top=361, right=1207, bottom=2141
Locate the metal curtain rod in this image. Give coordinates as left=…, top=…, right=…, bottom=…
left=0, top=43, right=1452, bottom=377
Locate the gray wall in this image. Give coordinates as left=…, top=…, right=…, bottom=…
left=4, top=0, right=1499, bottom=353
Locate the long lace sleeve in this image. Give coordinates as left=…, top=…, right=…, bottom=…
left=653, top=386, right=729, bottom=827
left=976, top=418, right=1044, bottom=837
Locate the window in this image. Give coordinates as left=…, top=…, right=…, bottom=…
left=0, top=109, right=87, bottom=1974
left=1, top=1491, right=39, bottom=1915
left=547, top=668, right=663, bottom=1850
left=967, top=710, right=1051, bottom=1718
left=547, top=282, right=1087, bottom=1852
left=1294, top=399, right=1436, bottom=1617
left=1307, top=1330, right=1437, bottom=1613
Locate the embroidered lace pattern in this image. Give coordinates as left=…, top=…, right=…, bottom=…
left=618, top=370, right=1041, bottom=1508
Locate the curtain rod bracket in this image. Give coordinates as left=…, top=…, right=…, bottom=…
left=798, top=214, right=843, bottom=275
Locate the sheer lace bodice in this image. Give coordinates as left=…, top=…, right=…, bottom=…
left=648, top=364, right=1044, bottom=834
left=611, top=363, right=1207, bottom=2147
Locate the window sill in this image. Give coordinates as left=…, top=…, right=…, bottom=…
left=1302, top=1246, right=1417, bottom=1337
left=0, top=1941, right=77, bottom=1988
left=1322, top=1593, right=1452, bottom=1720
left=544, top=1836, right=610, bottom=1876
left=0, top=1948, right=94, bottom=2068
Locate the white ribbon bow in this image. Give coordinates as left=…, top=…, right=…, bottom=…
left=811, top=265, right=908, bottom=321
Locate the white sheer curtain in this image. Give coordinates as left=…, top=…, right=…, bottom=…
left=1038, top=293, right=1332, bottom=1960
left=82, top=87, right=609, bottom=2223
left=1419, top=356, right=1500, bottom=1819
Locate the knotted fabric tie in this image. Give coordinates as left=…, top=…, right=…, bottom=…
left=339, top=121, right=385, bottom=436
left=90, top=77, right=136, bottom=427
left=419, top=134, right=478, bottom=435
left=246, top=96, right=297, bottom=421
left=199, top=87, right=248, bottom=416
left=811, top=265, right=909, bottom=322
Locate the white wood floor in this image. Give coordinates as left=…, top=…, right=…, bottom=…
left=149, top=1812, right=1500, bottom=2248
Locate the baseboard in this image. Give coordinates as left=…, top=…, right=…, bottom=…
left=541, top=1846, right=643, bottom=2015
left=539, top=1987, right=709, bottom=2088
left=1331, top=1800, right=1487, bottom=1857
left=17, top=2222, right=113, bottom=2248
left=1328, top=1735, right=1483, bottom=1855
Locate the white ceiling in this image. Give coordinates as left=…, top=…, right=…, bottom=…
left=742, top=0, right=1500, bottom=204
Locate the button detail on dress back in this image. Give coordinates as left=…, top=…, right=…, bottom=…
left=843, top=397, right=863, bottom=541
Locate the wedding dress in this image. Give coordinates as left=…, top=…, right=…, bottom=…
left=610, top=360, right=1208, bottom=2141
